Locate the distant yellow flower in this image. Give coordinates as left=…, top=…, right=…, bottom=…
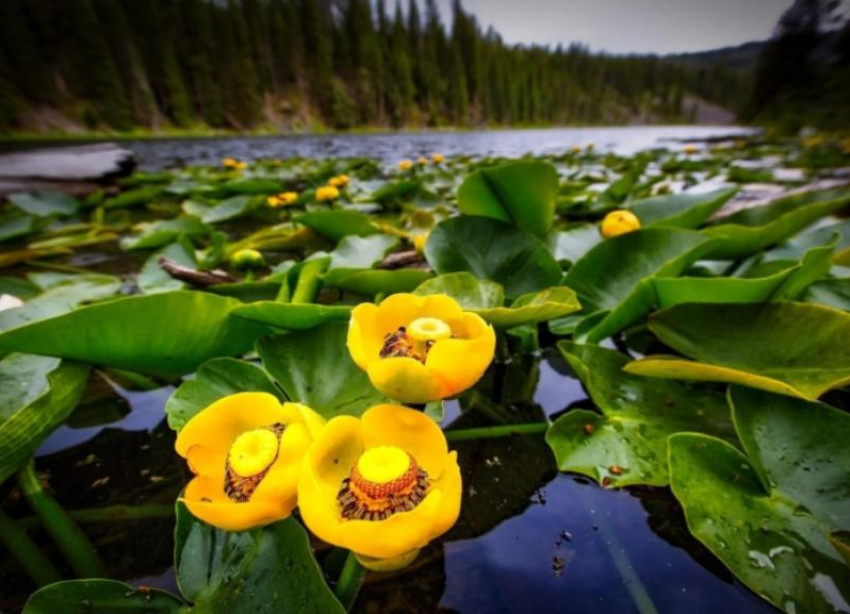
left=347, top=293, right=495, bottom=403
left=297, top=404, right=461, bottom=570
left=431, top=153, right=444, bottom=164
left=412, top=233, right=428, bottom=253
left=222, top=157, right=238, bottom=168
left=683, top=144, right=698, bottom=155
left=231, top=248, right=265, bottom=269
left=279, top=191, right=299, bottom=205
left=316, top=185, right=340, bottom=202
left=570, top=145, right=582, bottom=154
left=235, top=161, right=248, bottom=170
left=267, top=195, right=282, bottom=207
left=841, top=138, right=850, bottom=155
left=417, top=156, right=428, bottom=166
left=803, top=135, right=825, bottom=149
left=600, top=210, right=641, bottom=238
left=398, top=159, right=413, bottom=172
left=175, top=393, right=325, bottom=531
left=329, top=174, right=350, bottom=188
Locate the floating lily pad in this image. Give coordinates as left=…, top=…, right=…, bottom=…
left=328, top=234, right=398, bottom=269
left=669, top=387, right=850, bottom=614
left=231, top=302, right=352, bottom=330
left=165, top=358, right=282, bottom=431
left=413, top=272, right=504, bottom=309
left=0, top=291, right=269, bottom=377
left=628, top=187, right=737, bottom=229
left=476, top=287, right=580, bottom=328
left=23, top=580, right=185, bottom=613
left=258, top=321, right=389, bottom=418
left=560, top=227, right=716, bottom=341
left=8, top=191, right=79, bottom=218
left=425, top=216, right=562, bottom=297
left=0, top=215, right=38, bottom=243
left=184, top=195, right=256, bottom=224
left=805, top=278, right=850, bottom=311
left=547, top=223, right=602, bottom=265
left=0, top=354, right=90, bottom=484
left=121, top=216, right=210, bottom=250
left=322, top=267, right=432, bottom=296
left=545, top=342, right=732, bottom=487
left=137, top=240, right=197, bottom=294
left=295, top=209, right=378, bottom=241
left=626, top=302, right=850, bottom=399
left=457, top=161, right=558, bottom=237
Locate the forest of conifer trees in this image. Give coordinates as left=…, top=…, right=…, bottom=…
left=0, top=0, right=745, bottom=134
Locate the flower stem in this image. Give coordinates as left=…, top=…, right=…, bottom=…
left=16, top=460, right=105, bottom=578
left=335, top=551, right=367, bottom=611
left=0, top=507, right=62, bottom=587
left=291, top=259, right=328, bottom=304
left=444, top=422, right=549, bottom=442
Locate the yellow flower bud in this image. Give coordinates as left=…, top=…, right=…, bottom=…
left=231, top=248, right=265, bottom=269
left=412, top=233, right=428, bottom=253
left=417, top=156, right=428, bottom=166
left=280, top=191, right=299, bottom=205
left=266, top=195, right=282, bottom=207
left=316, top=185, right=340, bottom=202
left=329, top=174, right=350, bottom=188
left=431, top=153, right=444, bottom=163
left=222, top=157, right=237, bottom=168
left=600, top=210, right=641, bottom=238
left=398, top=159, right=413, bottom=171
left=570, top=145, right=582, bottom=154
left=683, top=144, right=698, bottom=155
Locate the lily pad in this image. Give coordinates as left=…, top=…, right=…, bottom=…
left=560, top=228, right=716, bottom=342
left=23, top=580, right=185, bottom=614
left=625, top=302, right=850, bottom=399
left=457, top=161, right=558, bottom=237
left=165, top=358, right=282, bottom=431
left=628, top=187, right=738, bottom=228
left=328, top=234, right=398, bottom=269
left=669, top=387, right=850, bottom=614
left=545, top=342, right=732, bottom=487
left=547, top=223, right=602, bottom=265
left=231, top=302, right=352, bottom=330
left=425, top=216, right=562, bottom=297
left=175, top=505, right=345, bottom=614
left=0, top=354, right=90, bottom=484
left=9, top=191, right=79, bottom=218
left=295, top=209, right=378, bottom=242
left=0, top=291, right=269, bottom=377
left=476, top=287, right=581, bottom=328
left=413, top=272, right=504, bottom=310
left=805, top=278, right=850, bottom=311
left=184, top=195, right=256, bottom=224
left=258, top=321, right=389, bottom=419
left=121, top=216, right=210, bottom=250
left=321, top=267, right=432, bottom=296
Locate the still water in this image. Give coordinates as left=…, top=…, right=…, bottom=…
left=126, top=125, right=756, bottom=170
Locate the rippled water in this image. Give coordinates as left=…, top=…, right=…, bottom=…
left=125, top=125, right=756, bottom=171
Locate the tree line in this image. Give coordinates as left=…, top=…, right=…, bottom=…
left=0, top=0, right=745, bottom=133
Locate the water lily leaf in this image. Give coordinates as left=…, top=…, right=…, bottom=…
left=560, top=228, right=716, bottom=341
left=413, top=272, right=504, bottom=310
left=805, top=278, right=850, bottom=311
left=0, top=215, right=38, bottom=243
left=138, top=241, right=197, bottom=294
left=547, top=223, right=601, bottom=265
left=425, top=216, right=561, bottom=297
left=0, top=273, right=122, bottom=333
left=457, top=161, right=558, bottom=237
left=322, top=268, right=432, bottom=296
left=0, top=354, right=90, bottom=484
left=652, top=240, right=836, bottom=307
left=704, top=188, right=850, bottom=260
left=626, top=302, right=850, bottom=399
left=295, top=210, right=378, bottom=242
left=829, top=531, right=850, bottom=568
left=121, top=216, right=211, bottom=250
left=23, top=580, right=185, bottom=613
left=476, top=287, right=581, bottom=328
left=165, top=358, right=281, bottom=431
left=0, top=291, right=269, bottom=377
left=258, top=321, right=389, bottom=419
left=545, top=342, right=732, bottom=487
left=9, top=190, right=79, bottom=218
left=669, top=387, right=850, bottom=614
left=103, top=185, right=163, bottom=209
left=764, top=218, right=850, bottom=263
left=328, top=234, right=398, bottom=269
left=628, top=187, right=738, bottom=228
left=175, top=505, right=344, bottom=614
left=222, top=177, right=283, bottom=195
left=183, top=195, right=256, bottom=224
left=370, top=179, right=421, bottom=203
left=231, top=302, right=352, bottom=330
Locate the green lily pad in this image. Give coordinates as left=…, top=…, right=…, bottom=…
left=0, top=291, right=269, bottom=377
left=0, top=354, right=90, bottom=484
left=413, top=272, right=504, bottom=309
left=222, top=177, right=284, bottom=195
left=138, top=241, right=197, bottom=294
left=103, top=185, right=163, bottom=209
left=805, top=278, right=850, bottom=311
left=0, top=215, right=38, bottom=243
left=457, top=161, right=558, bottom=237
left=560, top=228, right=716, bottom=342
left=704, top=188, right=850, bottom=260
left=9, top=191, right=79, bottom=218
left=165, top=358, right=282, bottom=431
left=764, top=218, right=850, bottom=263
left=476, top=287, right=581, bottom=328
left=425, top=216, right=561, bottom=297
left=121, top=216, right=210, bottom=250
left=626, top=302, right=850, bottom=399
left=322, top=267, right=432, bottom=296
left=628, top=187, right=738, bottom=228
left=175, top=505, right=344, bottom=614
left=669, top=387, right=850, bottom=614
left=184, top=195, right=256, bottom=224
left=23, top=580, right=185, bottom=613
left=295, top=209, right=378, bottom=241
left=545, top=342, right=732, bottom=487
left=231, top=302, right=352, bottom=330
left=328, top=234, right=398, bottom=269
left=258, top=321, right=389, bottom=419
left=547, top=223, right=602, bottom=265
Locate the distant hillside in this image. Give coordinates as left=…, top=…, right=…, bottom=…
left=667, top=41, right=768, bottom=73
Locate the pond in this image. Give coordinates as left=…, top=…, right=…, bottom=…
left=0, top=132, right=848, bottom=614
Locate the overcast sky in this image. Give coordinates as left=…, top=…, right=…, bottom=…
left=433, top=0, right=795, bottom=54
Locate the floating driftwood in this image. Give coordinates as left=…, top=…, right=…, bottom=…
left=157, top=256, right=235, bottom=287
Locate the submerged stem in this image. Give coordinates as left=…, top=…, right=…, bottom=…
left=0, top=507, right=62, bottom=587
left=335, top=551, right=367, bottom=611
left=444, top=422, right=549, bottom=442
left=16, top=460, right=105, bottom=578
left=291, top=259, right=328, bottom=304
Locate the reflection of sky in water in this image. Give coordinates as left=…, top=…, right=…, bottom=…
left=440, top=474, right=778, bottom=614
left=37, top=385, right=174, bottom=456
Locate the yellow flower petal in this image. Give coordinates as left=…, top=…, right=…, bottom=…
left=425, top=313, right=495, bottom=397
left=181, top=476, right=293, bottom=532
left=347, top=303, right=383, bottom=369
left=305, top=416, right=364, bottom=499
left=427, top=451, right=462, bottom=540
left=367, top=357, right=445, bottom=403
left=361, top=405, right=448, bottom=477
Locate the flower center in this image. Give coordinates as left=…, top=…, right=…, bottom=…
left=224, top=423, right=285, bottom=502
left=338, top=446, right=430, bottom=521
left=407, top=317, right=452, bottom=342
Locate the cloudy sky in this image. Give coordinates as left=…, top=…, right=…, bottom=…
left=434, top=0, right=795, bottom=54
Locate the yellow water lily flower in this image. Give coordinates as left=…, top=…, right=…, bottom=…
left=347, top=293, right=495, bottom=403
left=683, top=144, right=698, bottom=155
left=222, top=157, right=238, bottom=168
left=235, top=161, right=248, bottom=170
left=329, top=174, right=350, bottom=188
left=268, top=191, right=299, bottom=207
left=412, top=232, right=428, bottom=253
left=298, top=404, right=462, bottom=570
left=570, top=145, right=582, bottom=154
left=431, top=153, right=444, bottom=164
left=398, top=159, right=413, bottom=171
left=600, top=210, right=641, bottom=238
left=267, top=195, right=282, bottom=207
left=417, top=156, right=428, bottom=166
left=175, top=393, right=325, bottom=531
left=231, top=248, right=265, bottom=269
left=316, top=185, right=340, bottom=202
